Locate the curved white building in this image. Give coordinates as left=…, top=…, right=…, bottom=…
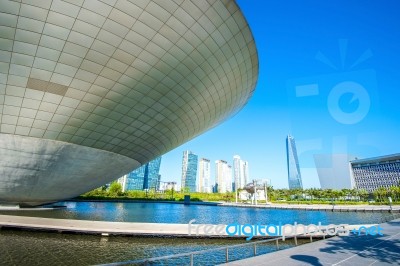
left=0, top=0, right=258, bottom=206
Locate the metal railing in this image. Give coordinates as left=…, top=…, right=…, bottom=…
left=97, top=231, right=326, bottom=266
left=377, top=212, right=400, bottom=223
left=97, top=214, right=400, bottom=266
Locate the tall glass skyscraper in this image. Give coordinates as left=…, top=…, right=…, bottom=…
left=119, top=157, right=162, bottom=191
left=145, top=157, right=162, bottom=190
left=181, top=151, right=198, bottom=192
left=286, top=135, right=303, bottom=189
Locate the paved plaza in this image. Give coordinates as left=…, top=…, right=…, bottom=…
left=221, top=218, right=400, bottom=265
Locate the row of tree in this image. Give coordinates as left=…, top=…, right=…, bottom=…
left=81, top=182, right=400, bottom=204
left=265, top=186, right=400, bottom=203
left=266, top=187, right=369, bottom=202
left=373, top=186, right=400, bottom=202
left=81, top=182, right=237, bottom=202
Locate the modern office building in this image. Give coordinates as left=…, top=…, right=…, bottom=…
left=118, top=156, right=162, bottom=191
left=159, top=181, right=177, bottom=192
left=215, top=160, right=232, bottom=193
left=233, top=155, right=249, bottom=191
left=350, top=154, right=400, bottom=192
left=0, top=0, right=258, bottom=206
left=286, top=135, right=303, bottom=189
left=313, top=154, right=356, bottom=189
left=198, top=158, right=211, bottom=193
left=181, top=151, right=198, bottom=192
left=233, top=155, right=241, bottom=191
left=145, top=156, right=162, bottom=190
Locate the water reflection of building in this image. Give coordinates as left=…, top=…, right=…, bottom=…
left=118, top=157, right=162, bottom=191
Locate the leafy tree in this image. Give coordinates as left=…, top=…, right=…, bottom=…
left=108, top=181, right=123, bottom=197
left=222, top=192, right=234, bottom=202
left=374, top=187, right=388, bottom=202
left=357, top=189, right=369, bottom=202
left=165, top=187, right=175, bottom=200
left=330, top=190, right=341, bottom=201
left=183, top=186, right=191, bottom=194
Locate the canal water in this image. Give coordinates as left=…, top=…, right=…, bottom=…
left=0, top=201, right=394, bottom=265
left=0, top=201, right=390, bottom=224
left=0, top=230, right=305, bottom=265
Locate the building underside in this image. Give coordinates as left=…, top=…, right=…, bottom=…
left=0, top=0, right=258, bottom=206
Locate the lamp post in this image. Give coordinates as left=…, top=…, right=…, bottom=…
left=254, top=180, right=258, bottom=206
left=265, top=179, right=271, bottom=204
left=263, top=182, right=267, bottom=204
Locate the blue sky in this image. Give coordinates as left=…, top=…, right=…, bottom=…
left=159, top=0, right=400, bottom=189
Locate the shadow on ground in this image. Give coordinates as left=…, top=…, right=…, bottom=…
left=290, top=255, right=323, bottom=265
left=317, top=220, right=400, bottom=264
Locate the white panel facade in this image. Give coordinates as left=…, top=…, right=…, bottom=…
left=0, top=0, right=258, bottom=205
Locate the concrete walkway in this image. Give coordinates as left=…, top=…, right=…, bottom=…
left=0, top=214, right=196, bottom=236
left=0, top=214, right=376, bottom=239
left=220, top=218, right=400, bottom=265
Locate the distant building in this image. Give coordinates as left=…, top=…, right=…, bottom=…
left=226, top=165, right=233, bottom=192
left=233, top=155, right=249, bottom=191
left=215, top=160, right=232, bottom=193
left=350, top=154, right=400, bottom=192
left=160, top=182, right=177, bottom=191
left=117, top=175, right=127, bottom=192
left=313, top=154, right=356, bottom=189
left=198, top=158, right=211, bottom=193
left=181, top=151, right=198, bottom=192
left=118, top=157, right=162, bottom=191
left=286, top=135, right=303, bottom=189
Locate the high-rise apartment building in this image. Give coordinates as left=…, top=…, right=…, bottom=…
left=242, top=161, right=249, bottom=188
left=286, top=135, right=303, bottom=189
left=181, top=151, right=198, bottom=192
left=198, top=158, right=211, bottom=193
left=215, top=160, right=232, bottom=193
left=233, top=155, right=249, bottom=191
left=226, top=165, right=233, bottom=192
left=118, top=157, right=162, bottom=191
